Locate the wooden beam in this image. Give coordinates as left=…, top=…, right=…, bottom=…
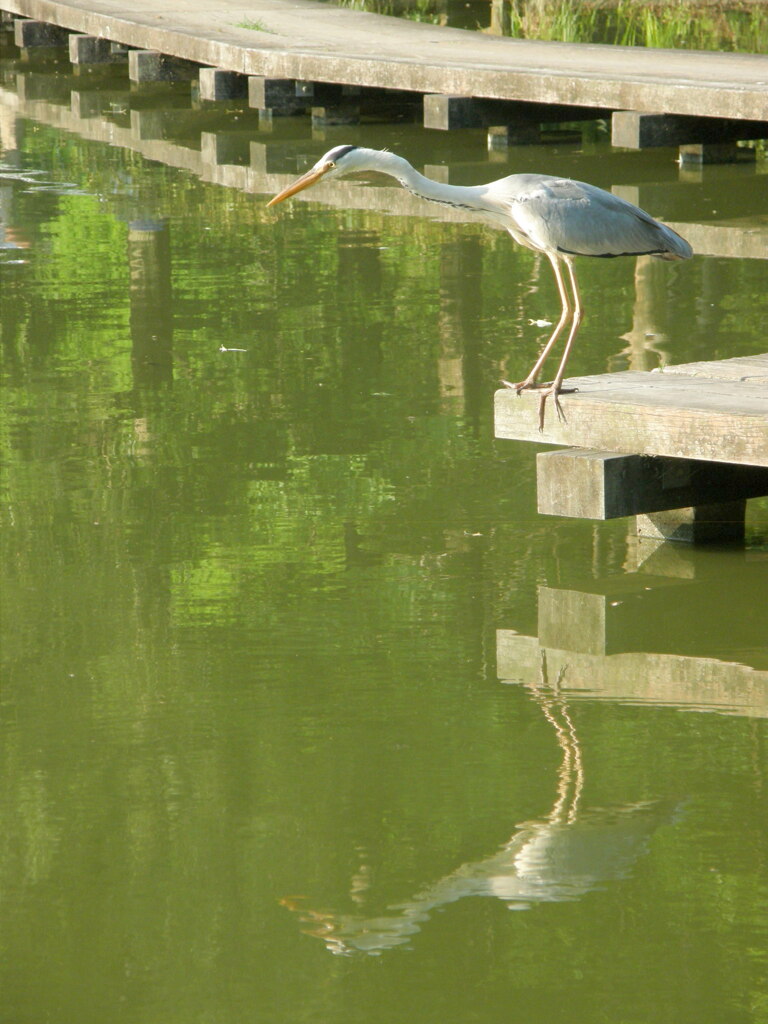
left=536, top=449, right=768, bottom=520
left=423, top=94, right=605, bottom=131
left=612, top=111, right=767, bottom=149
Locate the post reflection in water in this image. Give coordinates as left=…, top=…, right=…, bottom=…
left=283, top=662, right=676, bottom=956
left=128, top=218, right=174, bottom=389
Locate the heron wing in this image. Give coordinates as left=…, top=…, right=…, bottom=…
left=495, top=176, right=690, bottom=259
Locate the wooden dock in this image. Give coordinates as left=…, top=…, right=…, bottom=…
left=2, top=0, right=766, bottom=157
left=495, top=354, right=768, bottom=543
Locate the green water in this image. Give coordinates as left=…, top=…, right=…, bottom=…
left=1, top=54, right=768, bottom=1024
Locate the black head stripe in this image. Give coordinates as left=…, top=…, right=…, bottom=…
left=326, top=145, right=357, bottom=161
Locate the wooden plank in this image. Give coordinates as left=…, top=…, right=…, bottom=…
left=659, top=354, right=768, bottom=382
left=1, top=0, right=766, bottom=121
left=495, top=360, right=768, bottom=468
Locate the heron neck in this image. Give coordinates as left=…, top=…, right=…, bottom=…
left=361, top=149, right=485, bottom=213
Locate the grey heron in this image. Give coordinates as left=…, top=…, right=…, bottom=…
left=268, top=145, right=693, bottom=426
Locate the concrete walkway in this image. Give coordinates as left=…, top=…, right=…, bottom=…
left=3, top=0, right=767, bottom=120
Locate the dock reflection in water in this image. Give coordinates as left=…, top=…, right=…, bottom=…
left=499, top=540, right=768, bottom=718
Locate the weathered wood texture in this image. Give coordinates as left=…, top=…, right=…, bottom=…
left=495, top=355, right=768, bottom=468
left=1, top=0, right=766, bottom=120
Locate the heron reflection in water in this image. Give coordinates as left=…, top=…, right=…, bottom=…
left=281, top=657, right=678, bottom=955
left=269, top=146, right=692, bottom=427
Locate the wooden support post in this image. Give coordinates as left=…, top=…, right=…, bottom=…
left=248, top=76, right=310, bottom=114
left=128, top=219, right=173, bottom=386
left=128, top=49, right=199, bottom=84
left=69, top=34, right=126, bottom=65
left=198, top=68, right=248, bottom=102
left=424, top=95, right=499, bottom=130
left=612, top=111, right=766, bottom=150
left=14, top=18, right=69, bottom=48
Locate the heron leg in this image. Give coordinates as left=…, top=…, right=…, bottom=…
left=502, top=251, right=572, bottom=393
left=537, top=257, right=583, bottom=429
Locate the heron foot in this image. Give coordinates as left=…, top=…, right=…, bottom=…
left=536, top=384, right=578, bottom=431
left=501, top=378, right=553, bottom=393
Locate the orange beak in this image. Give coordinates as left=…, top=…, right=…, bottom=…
left=267, top=163, right=332, bottom=207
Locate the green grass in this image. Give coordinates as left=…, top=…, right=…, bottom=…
left=234, top=18, right=274, bottom=33
left=327, top=0, right=768, bottom=53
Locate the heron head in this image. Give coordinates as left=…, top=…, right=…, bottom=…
left=267, top=145, right=363, bottom=206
